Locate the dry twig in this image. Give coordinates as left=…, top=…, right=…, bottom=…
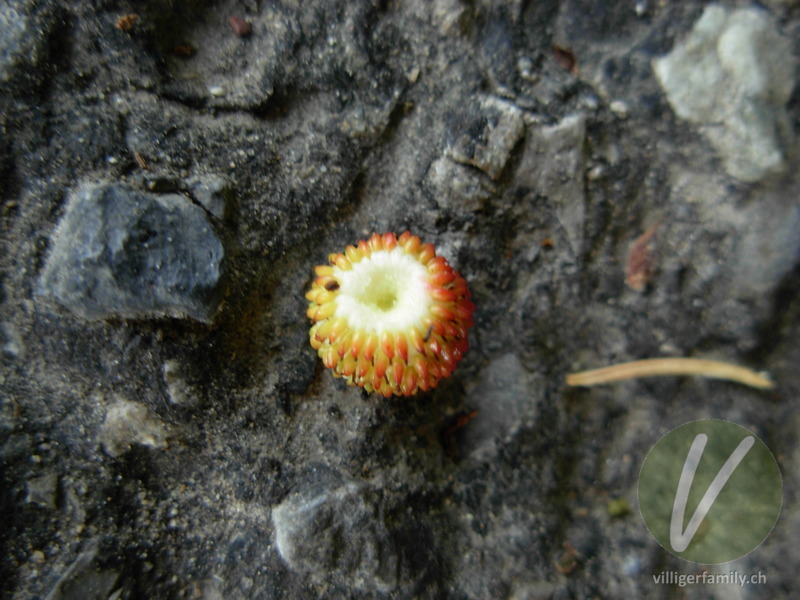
left=566, top=358, right=774, bottom=390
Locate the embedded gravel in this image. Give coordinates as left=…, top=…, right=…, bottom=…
left=1, top=1, right=799, bottom=599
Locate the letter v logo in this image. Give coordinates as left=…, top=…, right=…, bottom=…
left=669, top=433, right=754, bottom=552
left=638, top=420, right=782, bottom=563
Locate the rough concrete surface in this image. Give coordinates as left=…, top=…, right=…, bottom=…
left=1, top=1, right=799, bottom=599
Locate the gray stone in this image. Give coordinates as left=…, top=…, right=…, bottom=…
left=339, top=94, right=403, bottom=141
left=272, top=469, right=399, bottom=593
left=185, top=174, right=232, bottom=221
left=445, top=96, right=526, bottom=180
left=0, top=0, right=44, bottom=86
left=425, top=156, right=496, bottom=212
left=161, top=3, right=297, bottom=108
left=98, top=398, right=168, bottom=458
left=45, top=542, right=119, bottom=600
left=671, top=169, right=800, bottom=301
left=515, top=114, right=587, bottom=254
left=731, top=192, right=800, bottom=299
left=461, top=354, right=537, bottom=460
left=653, top=5, right=795, bottom=182
left=39, top=183, right=224, bottom=322
left=1, top=321, right=25, bottom=358
left=162, top=359, right=199, bottom=407
left=25, top=472, right=58, bottom=509
left=0, top=2, right=31, bottom=77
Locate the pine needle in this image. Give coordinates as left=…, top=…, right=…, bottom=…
left=566, top=358, right=774, bottom=390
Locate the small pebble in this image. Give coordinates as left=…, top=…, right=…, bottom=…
left=172, top=44, right=196, bottom=58
left=115, top=14, right=138, bottom=32
left=609, top=100, right=629, bottom=119
left=229, top=16, right=251, bottom=37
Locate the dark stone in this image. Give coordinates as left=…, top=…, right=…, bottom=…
left=39, top=183, right=224, bottom=321
left=272, top=468, right=400, bottom=593
left=25, top=472, right=58, bottom=509
left=44, top=542, right=119, bottom=600
left=185, top=174, right=232, bottom=221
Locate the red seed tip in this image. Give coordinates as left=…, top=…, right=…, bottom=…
left=229, top=16, right=252, bottom=37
